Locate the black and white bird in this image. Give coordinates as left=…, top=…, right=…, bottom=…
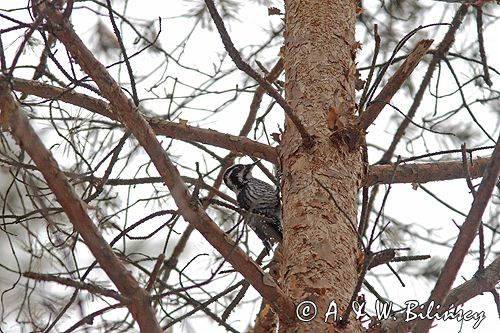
left=223, top=162, right=283, bottom=250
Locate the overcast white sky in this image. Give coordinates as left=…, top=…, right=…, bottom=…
left=1, top=1, right=499, bottom=332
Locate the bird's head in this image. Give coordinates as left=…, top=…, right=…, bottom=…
left=223, top=162, right=258, bottom=193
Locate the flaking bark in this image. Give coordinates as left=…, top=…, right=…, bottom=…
left=280, top=1, right=364, bottom=332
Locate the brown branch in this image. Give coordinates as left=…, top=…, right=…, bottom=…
left=20, top=33, right=56, bottom=101
left=85, top=130, right=131, bottom=202
left=245, top=58, right=284, bottom=136
left=359, top=24, right=381, bottom=112
left=0, top=83, right=162, bottom=333
left=460, top=144, right=486, bottom=270
left=23, top=67, right=275, bottom=175
left=380, top=256, right=500, bottom=333
left=367, top=249, right=396, bottom=270
left=221, top=250, right=269, bottom=322
left=204, top=0, right=314, bottom=148
left=0, top=157, right=237, bottom=204
left=364, top=157, right=490, bottom=186
left=359, top=39, right=433, bottom=130
left=4, top=75, right=278, bottom=163
left=41, top=6, right=295, bottom=322
left=380, top=4, right=469, bottom=163
left=6, top=9, right=45, bottom=79
left=105, top=0, right=139, bottom=105
left=63, top=0, right=75, bottom=19
left=150, top=118, right=278, bottom=163
left=62, top=303, right=124, bottom=333
left=145, top=254, right=165, bottom=292
left=23, top=272, right=129, bottom=303
left=475, top=6, right=492, bottom=86
left=154, top=58, right=283, bottom=306
left=413, top=132, right=500, bottom=333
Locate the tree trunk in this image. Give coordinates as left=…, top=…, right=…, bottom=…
left=280, top=1, right=364, bottom=332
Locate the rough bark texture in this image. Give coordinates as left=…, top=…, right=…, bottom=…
left=280, top=1, right=364, bottom=332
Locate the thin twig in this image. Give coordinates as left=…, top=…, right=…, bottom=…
left=461, top=143, right=477, bottom=197
left=40, top=5, right=295, bottom=321
left=62, top=303, right=124, bottom=333
left=221, top=249, right=269, bottom=321
left=23, top=272, right=129, bottom=303
left=1, top=79, right=162, bottom=332
left=3, top=75, right=278, bottom=163
left=85, top=131, right=131, bottom=202
left=359, top=39, right=433, bottom=130
left=442, top=58, right=495, bottom=142
left=475, top=6, right=492, bottom=86
left=413, top=131, right=500, bottom=333
left=461, top=144, right=485, bottom=271
left=246, top=58, right=284, bottom=136
left=399, top=145, right=494, bottom=163
left=146, top=254, right=165, bottom=292
left=105, top=0, right=139, bottom=105
left=6, top=12, right=45, bottom=80
left=204, top=0, right=314, bottom=148
left=382, top=256, right=500, bottom=333
left=0, top=34, right=6, bottom=70
left=380, top=5, right=469, bottom=163
left=359, top=24, right=380, bottom=112
left=368, top=157, right=401, bottom=247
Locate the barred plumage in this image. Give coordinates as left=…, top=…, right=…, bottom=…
left=223, top=163, right=282, bottom=250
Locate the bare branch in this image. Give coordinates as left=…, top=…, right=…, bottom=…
left=4, top=75, right=278, bottom=163
left=380, top=4, right=469, bottom=163
left=145, top=254, right=165, bottom=292
left=0, top=82, right=162, bottom=333
left=40, top=5, right=295, bottom=321
left=364, top=157, right=490, bottom=186
left=105, top=0, right=139, bottom=105
left=359, top=39, right=433, bottom=130
left=23, top=272, right=129, bottom=303
left=246, top=58, right=284, bottom=136
left=475, top=6, right=492, bottom=86
left=359, top=24, right=381, bottom=112
left=204, top=0, right=314, bottom=148
left=413, top=132, right=500, bottom=333
left=380, top=256, right=500, bottom=333
left=460, top=144, right=487, bottom=271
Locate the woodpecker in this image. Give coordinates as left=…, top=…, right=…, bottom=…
left=223, top=162, right=283, bottom=250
